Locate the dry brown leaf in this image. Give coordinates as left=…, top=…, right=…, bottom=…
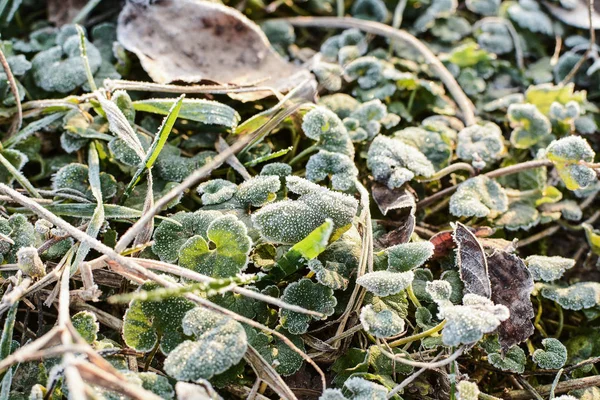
left=453, top=222, right=491, bottom=299
left=47, top=0, right=88, bottom=26
left=371, top=182, right=416, bottom=216
left=117, top=0, right=313, bottom=102
left=431, top=226, right=494, bottom=259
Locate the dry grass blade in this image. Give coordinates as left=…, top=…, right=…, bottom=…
left=0, top=47, right=22, bottom=134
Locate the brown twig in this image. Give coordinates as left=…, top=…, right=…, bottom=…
left=561, top=0, right=596, bottom=84
left=497, top=375, right=600, bottom=399
left=0, top=46, right=23, bottom=134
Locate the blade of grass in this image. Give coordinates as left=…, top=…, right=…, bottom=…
left=4, top=113, right=64, bottom=148
left=0, top=152, right=42, bottom=198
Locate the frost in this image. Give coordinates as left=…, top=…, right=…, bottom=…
left=367, top=135, right=435, bottom=189
left=360, top=305, right=405, bottom=338
left=0, top=149, right=28, bottom=185
left=308, top=259, right=350, bottom=291
left=483, top=93, right=525, bottom=112
left=260, top=162, right=292, bottom=178
left=488, top=345, right=526, bottom=373
left=575, top=115, right=597, bottom=135
left=306, top=150, right=358, bottom=191
left=138, top=372, right=175, bottom=399
left=507, top=103, right=552, bottom=149
left=311, top=61, right=344, bottom=91
left=477, top=21, right=513, bottom=55
left=394, top=124, right=453, bottom=170
left=532, top=338, right=567, bottom=369
left=164, top=307, right=247, bottom=381
left=449, top=176, right=508, bottom=218
left=319, top=93, right=360, bottom=119
left=343, top=99, right=391, bottom=142
left=525, top=83, right=586, bottom=115
left=178, top=214, right=252, bottom=278
left=456, top=381, right=480, bottom=400
left=320, top=29, right=366, bottom=62
left=525, top=255, right=575, bottom=282
left=235, top=175, right=281, bottom=207
left=72, top=311, right=99, bottom=344
left=539, top=282, right=600, bottom=310
left=459, top=68, right=486, bottom=96
left=466, top=0, right=499, bottom=15
left=356, top=270, right=415, bottom=296
left=134, top=98, right=240, bottom=128
left=345, top=377, right=388, bottom=399
left=495, top=202, right=540, bottom=231
left=252, top=176, right=359, bottom=244
left=122, top=280, right=196, bottom=354
left=456, top=122, right=505, bottom=163
left=386, top=241, right=434, bottom=272
left=426, top=280, right=453, bottom=305
left=320, top=389, right=348, bottom=400
left=31, top=32, right=102, bottom=92
left=507, top=0, right=553, bottom=35
left=247, top=328, right=305, bottom=376
left=0, top=214, right=36, bottom=264
left=414, top=0, right=458, bottom=32
left=52, top=163, right=117, bottom=201
left=302, top=107, right=354, bottom=157
left=279, top=279, right=337, bottom=334
left=197, top=179, right=237, bottom=205
left=546, top=136, right=597, bottom=190
left=447, top=42, right=494, bottom=67
left=16, top=247, right=45, bottom=278
left=350, top=0, right=388, bottom=22
left=344, top=56, right=385, bottom=89
left=261, top=20, right=295, bottom=52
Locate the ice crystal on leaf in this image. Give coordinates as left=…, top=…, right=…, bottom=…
left=260, top=162, right=292, bottom=179
left=306, top=150, right=358, bottom=191
left=16, top=247, right=45, bottom=278
left=525, top=255, right=575, bottom=282
left=359, top=304, right=405, bottom=338
left=466, top=0, right=499, bottom=15
left=53, top=163, right=117, bottom=201
left=0, top=214, right=36, bottom=264
left=308, top=259, right=350, bottom=291
left=457, top=381, right=480, bottom=400
left=197, top=179, right=237, bottom=206
left=235, top=175, right=281, bottom=208
left=320, top=29, right=366, bottom=62
left=350, top=0, right=388, bottom=22
left=450, top=176, right=508, bottom=218
left=539, top=282, right=600, bottom=310
left=477, top=21, right=513, bottom=55
left=488, top=345, right=526, bottom=373
left=279, top=279, right=337, bottom=334
left=367, top=135, right=435, bottom=189
left=344, top=56, right=385, bottom=89
left=546, top=136, right=597, bottom=190
left=507, top=0, right=553, bottom=35
left=457, top=122, right=505, bottom=163
left=319, top=93, right=360, bottom=119
left=393, top=123, right=454, bottom=171
left=72, top=311, right=99, bottom=344
left=178, top=214, right=252, bottom=278
left=311, top=61, right=344, bottom=91
left=302, top=107, right=355, bottom=157
left=414, top=0, right=458, bottom=32
left=356, top=270, right=415, bottom=296
left=386, top=241, right=434, bottom=272
left=508, top=103, right=552, bottom=149
left=533, top=338, right=567, bottom=369
left=164, top=307, right=247, bottom=381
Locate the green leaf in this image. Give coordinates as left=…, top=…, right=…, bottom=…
left=52, top=163, right=117, bottom=201
left=457, top=381, right=480, bottom=400
left=235, top=175, right=281, bottom=207
left=306, top=150, right=358, bottom=191
left=359, top=305, right=405, bottom=338
left=137, top=372, right=174, bottom=399
left=447, top=43, right=495, bottom=68
left=71, top=311, right=99, bottom=344
left=539, top=282, right=600, bottom=310
left=247, top=328, right=305, bottom=376
left=197, top=179, right=238, bottom=206
left=133, top=98, right=240, bottom=128
left=546, top=136, right=597, bottom=191
left=449, top=176, right=508, bottom=218
left=302, top=106, right=354, bottom=157
left=122, top=280, right=195, bottom=354
left=456, top=122, right=505, bottom=164
left=583, top=223, right=600, bottom=255
left=356, top=271, right=414, bottom=297
left=508, top=103, right=552, bottom=149
left=308, top=259, right=350, bottom=291
left=394, top=124, right=454, bottom=171
left=525, top=83, right=586, bottom=115
left=164, top=307, right=247, bottom=381
left=495, top=202, right=540, bottom=231
left=178, top=214, right=252, bottom=278
left=532, top=338, right=567, bottom=369
left=525, top=255, right=575, bottom=282
left=279, top=279, right=337, bottom=334
left=386, top=241, right=434, bottom=272
left=507, top=0, right=553, bottom=35
left=487, top=345, right=526, bottom=374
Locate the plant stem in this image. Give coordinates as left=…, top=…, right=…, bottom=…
left=388, top=320, right=446, bottom=348
left=561, top=0, right=595, bottom=85
left=418, top=162, right=476, bottom=183
left=496, top=375, right=600, bottom=400
left=406, top=284, right=422, bottom=308
left=0, top=152, right=42, bottom=198
left=0, top=46, right=22, bottom=134
left=75, top=25, right=97, bottom=92
left=288, top=144, right=318, bottom=166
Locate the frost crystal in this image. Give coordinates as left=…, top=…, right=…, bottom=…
left=360, top=305, right=405, bottom=338
left=197, top=179, right=237, bottom=205
left=306, top=150, right=358, bottom=191
left=319, top=93, right=360, bottom=119
left=387, top=241, right=435, bottom=272
left=449, top=176, right=508, bottom=218
left=260, top=162, right=293, bottom=178
left=488, top=345, right=526, bottom=373
left=279, top=279, right=337, bottom=334
left=414, top=0, right=458, bottom=32
left=477, top=21, right=513, bottom=55
left=456, top=381, right=480, bottom=400
left=456, top=122, right=505, bottom=163
left=525, top=255, right=575, bottom=282
left=344, top=377, right=388, bottom=399
left=308, top=259, right=350, bottom=291
left=466, top=0, right=500, bottom=15
left=367, top=135, right=435, bottom=189
left=302, top=106, right=354, bottom=157
left=425, top=280, right=453, bottom=305
left=394, top=123, right=454, bottom=171
left=235, top=175, right=281, bottom=207
left=532, top=338, right=567, bottom=369
left=546, top=136, right=597, bottom=190
left=344, top=56, right=385, bottom=89
left=17, top=247, right=45, bottom=277
left=356, top=270, right=415, bottom=296
left=539, top=282, right=600, bottom=310
left=351, top=0, right=388, bottom=22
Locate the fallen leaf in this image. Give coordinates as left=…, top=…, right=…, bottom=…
left=374, top=215, right=415, bottom=248
left=371, top=182, right=416, bottom=216
left=47, top=0, right=87, bottom=26
left=431, top=226, right=494, bottom=259
left=453, top=222, right=491, bottom=298
left=488, top=250, right=535, bottom=351
left=117, top=0, right=313, bottom=101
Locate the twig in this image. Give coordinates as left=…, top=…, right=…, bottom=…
left=0, top=46, right=22, bottom=134
left=275, top=16, right=477, bottom=126
left=381, top=346, right=464, bottom=369
left=387, top=352, right=443, bottom=397
left=497, top=375, right=600, bottom=399
left=561, top=0, right=596, bottom=84
left=103, top=79, right=276, bottom=95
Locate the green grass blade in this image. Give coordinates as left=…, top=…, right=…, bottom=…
left=0, top=152, right=42, bottom=198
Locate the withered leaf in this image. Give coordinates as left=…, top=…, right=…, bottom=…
left=117, top=0, right=312, bottom=101
left=453, top=222, right=491, bottom=298
left=488, top=250, right=535, bottom=351
left=431, top=226, right=494, bottom=259
left=374, top=215, right=415, bottom=248
left=47, top=0, right=88, bottom=26
left=371, top=182, right=416, bottom=216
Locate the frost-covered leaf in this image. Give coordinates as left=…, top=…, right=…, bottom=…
left=72, top=311, right=99, bottom=344
left=308, top=259, right=350, bottom=291
left=247, top=328, right=305, bottom=377
left=197, top=179, right=237, bottom=205
left=178, top=214, right=252, bottom=278
left=367, top=135, right=435, bottom=189
left=488, top=345, right=526, bottom=373
left=507, top=0, right=553, bottom=35
left=16, top=247, right=45, bottom=278
left=495, top=202, right=540, bottom=231
left=447, top=42, right=494, bottom=67
left=260, top=163, right=292, bottom=179
left=539, top=282, right=600, bottom=310
left=133, top=99, right=240, bottom=128
left=454, top=222, right=491, bottom=298
left=344, top=57, right=385, bottom=90
left=525, top=83, right=586, bottom=115
left=52, top=163, right=117, bottom=201
left=235, top=175, right=280, bottom=208
left=0, top=149, right=28, bottom=185
left=302, top=107, right=354, bottom=157
left=532, top=338, right=567, bottom=369
left=371, top=182, right=416, bottom=217
left=393, top=124, right=453, bottom=170
left=138, top=372, right=175, bottom=399
left=414, top=0, right=457, bottom=32
left=350, top=0, right=388, bottom=22
left=477, top=21, right=513, bottom=55
left=583, top=223, right=600, bottom=255
left=525, top=255, right=575, bottom=282
left=306, top=150, right=358, bottom=191
left=546, top=136, right=597, bottom=191
left=456, top=122, right=505, bottom=163
left=279, top=279, right=337, bottom=334
left=508, top=103, right=552, bottom=149
left=488, top=250, right=534, bottom=350
left=123, top=280, right=195, bottom=354
left=359, top=305, right=405, bottom=338
left=456, top=381, right=480, bottom=400
left=386, top=241, right=434, bottom=272
left=0, top=214, right=35, bottom=263
left=252, top=177, right=358, bottom=244
left=164, top=307, right=247, bottom=381
left=449, top=176, right=508, bottom=218
left=319, top=93, right=360, bottom=119
left=466, top=0, right=499, bottom=15
left=344, top=377, right=388, bottom=400
left=356, top=271, right=414, bottom=297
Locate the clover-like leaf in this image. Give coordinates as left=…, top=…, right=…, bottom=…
left=488, top=345, right=526, bottom=373
left=302, top=107, right=354, bottom=157
left=306, top=150, right=358, bottom=191
left=466, top=0, right=499, bottom=15
left=344, top=377, right=389, bottom=399
left=507, top=0, right=553, bottom=35
left=279, top=279, right=337, bottom=334
left=178, top=215, right=252, bottom=278
left=311, top=61, right=344, bottom=91
left=532, top=338, right=568, bottom=369
left=457, top=122, right=505, bottom=164
left=386, top=241, right=434, bottom=272
left=477, top=21, right=513, bottom=55
left=235, top=175, right=280, bottom=208
left=546, top=136, right=597, bottom=191
left=344, top=56, right=385, bottom=89
left=0, top=214, right=36, bottom=264
left=394, top=124, right=453, bottom=171
left=320, top=29, right=366, bottom=61
left=72, top=311, right=99, bottom=344
left=414, top=0, right=457, bottom=32
left=247, top=328, right=305, bottom=376
left=359, top=305, right=405, bottom=338
left=449, top=176, right=508, bottom=218
left=539, top=282, right=600, bottom=310
left=197, top=179, right=238, bottom=205
left=456, top=381, right=480, bottom=400
left=52, top=163, right=117, bottom=202
left=356, top=271, right=415, bottom=296
left=508, top=103, right=552, bottom=149
left=164, top=307, right=247, bottom=381
left=495, top=202, right=540, bottom=231
left=343, top=99, right=391, bottom=142
left=260, top=162, right=293, bottom=179
left=122, top=280, right=195, bottom=354
left=525, top=255, right=575, bottom=282
left=367, top=135, right=435, bottom=189
left=308, top=259, right=350, bottom=291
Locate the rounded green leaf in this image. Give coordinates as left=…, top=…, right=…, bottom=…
left=72, top=311, right=99, bottom=344
left=279, top=279, right=337, bottom=334
left=546, top=136, right=597, bottom=190
left=360, top=305, right=405, bottom=338
left=450, top=176, right=508, bottom=218
left=457, top=122, right=505, bottom=164
left=356, top=270, right=414, bottom=297
left=525, top=255, right=575, bottom=282
left=532, top=338, right=567, bottom=369
left=197, top=179, right=237, bottom=205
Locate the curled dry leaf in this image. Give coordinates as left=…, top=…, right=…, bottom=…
left=431, top=226, right=494, bottom=259
left=117, top=0, right=313, bottom=101
left=453, top=222, right=491, bottom=299
left=488, top=250, right=534, bottom=351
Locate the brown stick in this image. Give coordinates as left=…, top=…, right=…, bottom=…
left=0, top=46, right=22, bottom=134
left=497, top=375, right=600, bottom=399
